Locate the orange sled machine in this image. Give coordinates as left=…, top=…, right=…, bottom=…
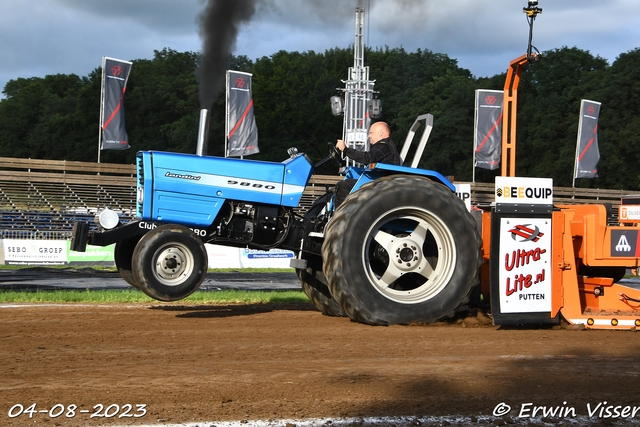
left=481, top=178, right=640, bottom=330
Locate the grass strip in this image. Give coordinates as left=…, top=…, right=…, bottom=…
left=0, top=265, right=295, bottom=273
left=0, top=289, right=310, bottom=304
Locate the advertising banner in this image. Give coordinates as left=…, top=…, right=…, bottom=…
left=610, top=229, right=640, bottom=258
left=206, top=244, right=293, bottom=269
left=620, top=205, right=640, bottom=223
left=454, top=183, right=471, bottom=211
left=205, top=243, right=243, bottom=269
left=1, top=240, right=292, bottom=268
left=2, top=240, right=115, bottom=266
left=240, top=248, right=293, bottom=268
left=474, top=89, right=503, bottom=170
left=574, top=99, right=601, bottom=179
left=3, top=239, right=68, bottom=265
left=67, top=242, right=115, bottom=266
left=495, top=177, right=553, bottom=206
left=226, top=70, right=259, bottom=157
left=100, top=57, right=132, bottom=151
left=497, top=217, right=552, bottom=313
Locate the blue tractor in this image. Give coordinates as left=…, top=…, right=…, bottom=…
left=72, top=141, right=481, bottom=326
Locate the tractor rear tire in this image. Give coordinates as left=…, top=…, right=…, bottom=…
left=132, top=224, right=207, bottom=301
left=114, top=236, right=142, bottom=289
left=322, top=175, right=482, bottom=326
left=297, top=255, right=345, bottom=317
left=295, top=191, right=345, bottom=317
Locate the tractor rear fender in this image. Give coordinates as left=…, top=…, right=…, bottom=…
left=351, top=163, right=455, bottom=194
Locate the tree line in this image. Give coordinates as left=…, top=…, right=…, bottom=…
left=0, top=45, right=638, bottom=189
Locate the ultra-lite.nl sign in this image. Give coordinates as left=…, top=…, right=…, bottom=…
left=497, top=217, right=552, bottom=313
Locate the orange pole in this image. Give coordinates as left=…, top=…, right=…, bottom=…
left=501, top=54, right=528, bottom=177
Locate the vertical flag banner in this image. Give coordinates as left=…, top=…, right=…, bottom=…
left=474, top=89, right=504, bottom=171
left=574, top=99, right=601, bottom=180
left=226, top=71, right=259, bottom=157
left=100, top=57, right=132, bottom=151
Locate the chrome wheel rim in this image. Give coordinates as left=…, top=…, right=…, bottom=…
left=153, top=243, right=195, bottom=287
left=362, top=206, right=457, bottom=304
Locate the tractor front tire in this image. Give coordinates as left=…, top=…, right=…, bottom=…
left=322, top=175, right=482, bottom=326
left=132, top=224, right=208, bottom=301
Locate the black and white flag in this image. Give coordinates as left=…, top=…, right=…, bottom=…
left=226, top=70, right=259, bottom=157
left=100, top=57, right=132, bottom=150
left=474, top=89, right=503, bottom=170
left=574, top=99, right=601, bottom=179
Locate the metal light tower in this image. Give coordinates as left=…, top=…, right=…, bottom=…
left=332, top=0, right=379, bottom=167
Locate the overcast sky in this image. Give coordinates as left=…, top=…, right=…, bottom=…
left=2, top=0, right=639, bottom=98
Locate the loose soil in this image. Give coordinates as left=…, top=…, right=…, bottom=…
left=1, top=303, right=640, bottom=426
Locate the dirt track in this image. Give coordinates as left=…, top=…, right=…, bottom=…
left=2, top=302, right=640, bottom=426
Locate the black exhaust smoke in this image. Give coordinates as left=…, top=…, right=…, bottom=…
left=195, top=0, right=259, bottom=109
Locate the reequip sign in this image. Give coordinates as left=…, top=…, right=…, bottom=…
left=495, top=177, right=553, bottom=205
left=454, top=183, right=471, bottom=211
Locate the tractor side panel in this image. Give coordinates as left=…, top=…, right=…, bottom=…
left=281, top=155, right=314, bottom=207
left=141, top=151, right=290, bottom=227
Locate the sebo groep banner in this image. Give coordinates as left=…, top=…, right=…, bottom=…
left=3, top=240, right=115, bottom=266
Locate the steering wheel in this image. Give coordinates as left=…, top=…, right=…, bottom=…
left=313, top=143, right=345, bottom=169
left=327, top=142, right=344, bottom=166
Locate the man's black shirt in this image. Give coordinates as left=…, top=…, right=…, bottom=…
left=342, top=137, right=402, bottom=166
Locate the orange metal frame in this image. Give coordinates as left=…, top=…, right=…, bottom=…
left=501, top=54, right=528, bottom=178
left=480, top=206, right=640, bottom=329
left=552, top=205, right=640, bottom=329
